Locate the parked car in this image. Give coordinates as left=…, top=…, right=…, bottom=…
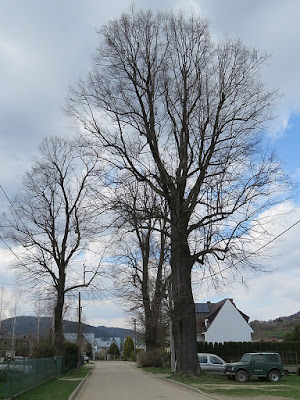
left=83, top=355, right=89, bottom=363
left=198, top=353, right=227, bottom=373
left=225, top=352, right=283, bottom=383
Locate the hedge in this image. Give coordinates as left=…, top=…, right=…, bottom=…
left=197, top=341, right=300, bottom=363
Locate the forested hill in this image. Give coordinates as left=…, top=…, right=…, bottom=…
left=3, top=311, right=300, bottom=341
left=0, top=316, right=134, bottom=339
left=250, top=311, right=300, bottom=340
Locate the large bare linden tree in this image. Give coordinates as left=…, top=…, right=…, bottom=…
left=68, top=10, right=286, bottom=373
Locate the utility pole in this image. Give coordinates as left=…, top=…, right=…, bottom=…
left=77, top=292, right=82, bottom=372
left=37, top=300, right=41, bottom=344
left=134, top=319, right=137, bottom=362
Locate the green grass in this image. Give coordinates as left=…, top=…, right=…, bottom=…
left=13, top=365, right=93, bottom=400
left=169, top=373, right=300, bottom=399
left=140, top=366, right=172, bottom=374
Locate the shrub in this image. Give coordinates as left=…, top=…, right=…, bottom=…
left=32, top=341, right=55, bottom=358
left=65, top=341, right=78, bottom=357
left=86, top=342, right=93, bottom=358
left=138, top=348, right=166, bottom=367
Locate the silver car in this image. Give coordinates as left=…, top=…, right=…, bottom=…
left=198, top=353, right=227, bottom=373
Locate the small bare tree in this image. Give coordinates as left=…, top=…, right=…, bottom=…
left=2, top=137, right=102, bottom=354
left=111, top=180, right=170, bottom=350
left=67, top=10, right=287, bottom=372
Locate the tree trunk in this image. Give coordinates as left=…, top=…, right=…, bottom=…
left=145, top=309, right=160, bottom=351
left=54, top=287, right=65, bottom=355
left=170, top=225, right=199, bottom=374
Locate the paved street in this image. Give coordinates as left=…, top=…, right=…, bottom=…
left=76, top=361, right=215, bottom=400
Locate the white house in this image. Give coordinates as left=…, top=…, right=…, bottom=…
left=195, top=299, right=253, bottom=343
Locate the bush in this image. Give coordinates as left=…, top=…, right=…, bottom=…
left=32, top=341, right=55, bottom=358
left=86, top=342, right=93, bottom=358
left=138, top=348, right=167, bottom=367
left=65, top=341, right=78, bottom=357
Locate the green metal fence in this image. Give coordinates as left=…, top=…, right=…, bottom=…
left=0, top=356, right=76, bottom=398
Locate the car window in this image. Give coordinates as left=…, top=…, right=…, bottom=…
left=240, top=354, right=252, bottom=362
left=198, top=355, right=207, bottom=363
left=210, top=356, right=223, bottom=365
left=265, top=354, right=279, bottom=362
left=252, top=355, right=265, bottom=364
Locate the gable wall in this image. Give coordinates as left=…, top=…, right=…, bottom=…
left=205, top=299, right=253, bottom=343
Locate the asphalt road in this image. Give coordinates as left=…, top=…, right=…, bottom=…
left=75, top=361, right=216, bottom=400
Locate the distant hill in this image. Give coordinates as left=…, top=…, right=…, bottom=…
left=4, top=311, right=299, bottom=342
left=250, top=311, right=300, bottom=340
left=0, top=316, right=134, bottom=340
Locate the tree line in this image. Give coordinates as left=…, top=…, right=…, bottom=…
left=1, top=8, right=288, bottom=374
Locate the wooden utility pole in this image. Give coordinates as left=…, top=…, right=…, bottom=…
left=77, top=292, right=82, bottom=372
left=134, top=319, right=137, bottom=362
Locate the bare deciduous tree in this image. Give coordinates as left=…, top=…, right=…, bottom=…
left=111, top=181, right=170, bottom=350
left=2, top=137, right=102, bottom=354
left=67, top=10, right=287, bottom=373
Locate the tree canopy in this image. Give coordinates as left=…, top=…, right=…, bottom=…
left=67, top=9, right=287, bottom=373
left=2, top=137, right=102, bottom=353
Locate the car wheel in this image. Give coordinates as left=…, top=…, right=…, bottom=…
left=268, top=370, right=281, bottom=382
left=235, top=370, right=248, bottom=383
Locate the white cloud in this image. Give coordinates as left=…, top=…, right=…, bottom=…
left=1, top=0, right=300, bottom=327
left=82, top=299, right=128, bottom=329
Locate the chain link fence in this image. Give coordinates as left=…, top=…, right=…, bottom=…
left=0, top=356, right=77, bottom=398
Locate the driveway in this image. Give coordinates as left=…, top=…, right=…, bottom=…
left=75, top=361, right=216, bottom=400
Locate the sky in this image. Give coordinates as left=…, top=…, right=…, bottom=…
left=0, top=0, right=300, bottom=330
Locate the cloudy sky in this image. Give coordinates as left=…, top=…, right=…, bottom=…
left=1, top=0, right=300, bottom=329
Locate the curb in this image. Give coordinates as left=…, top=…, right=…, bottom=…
left=68, top=366, right=94, bottom=400
left=162, top=376, right=221, bottom=400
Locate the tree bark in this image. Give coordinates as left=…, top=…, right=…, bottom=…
left=144, top=313, right=159, bottom=351
left=54, top=284, right=65, bottom=355
left=170, top=222, right=199, bottom=374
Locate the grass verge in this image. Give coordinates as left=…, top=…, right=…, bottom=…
left=13, top=364, right=93, bottom=400
left=140, top=366, right=172, bottom=374
left=169, top=373, right=300, bottom=399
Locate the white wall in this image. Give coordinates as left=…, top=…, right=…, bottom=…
left=205, top=300, right=253, bottom=343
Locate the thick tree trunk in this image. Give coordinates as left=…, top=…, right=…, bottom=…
left=54, top=287, right=65, bottom=355
left=170, top=224, right=199, bottom=374
left=145, top=317, right=158, bottom=351
left=145, top=308, right=161, bottom=351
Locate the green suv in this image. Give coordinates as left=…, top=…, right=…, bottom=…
left=225, top=352, right=283, bottom=383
